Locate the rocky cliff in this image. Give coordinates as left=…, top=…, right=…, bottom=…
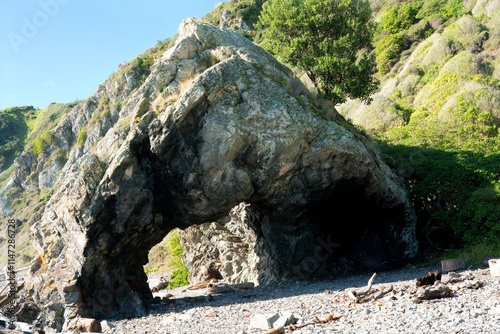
left=3, top=19, right=418, bottom=332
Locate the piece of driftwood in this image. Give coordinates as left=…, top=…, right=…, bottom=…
left=414, top=283, right=453, bottom=303
left=348, top=273, right=377, bottom=302
left=416, top=271, right=442, bottom=287
left=441, top=258, right=465, bottom=272
left=374, top=285, right=394, bottom=300
left=288, top=314, right=342, bottom=331
left=206, top=282, right=255, bottom=294
left=185, top=279, right=218, bottom=291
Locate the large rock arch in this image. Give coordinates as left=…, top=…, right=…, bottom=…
left=25, top=20, right=417, bottom=330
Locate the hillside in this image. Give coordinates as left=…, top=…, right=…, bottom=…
left=338, top=0, right=500, bottom=255
left=0, top=102, right=77, bottom=266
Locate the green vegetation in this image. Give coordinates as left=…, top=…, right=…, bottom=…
left=0, top=106, right=34, bottom=171
left=144, top=229, right=190, bottom=287
left=258, top=0, right=378, bottom=104
left=32, top=130, right=56, bottom=155
left=167, top=229, right=190, bottom=288
left=26, top=102, right=75, bottom=143
left=416, top=0, right=464, bottom=20
left=379, top=3, right=421, bottom=34
left=367, top=0, right=500, bottom=259
left=375, top=33, right=405, bottom=74
left=378, top=144, right=499, bottom=252
left=77, top=127, right=87, bottom=147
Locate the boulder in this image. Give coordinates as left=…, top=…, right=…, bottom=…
left=22, top=19, right=418, bottom=331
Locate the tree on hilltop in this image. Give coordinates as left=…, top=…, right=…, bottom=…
left=258, top=0, right=378, bottom=104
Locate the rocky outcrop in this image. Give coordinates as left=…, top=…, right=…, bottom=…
left=180, top=203, right=268, bottom=285
left=19, top=19, right=418, bottom=332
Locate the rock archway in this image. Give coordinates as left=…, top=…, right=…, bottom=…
left=25, top=20, right=418, bottom=330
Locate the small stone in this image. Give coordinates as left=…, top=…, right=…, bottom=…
left=160, top=315, right=177, bottom=325
left=489, top=307, right=500, bottom=315
left=272, top=310, right=295, bottom=328
left=100, top=320, right=115, bottom=332
left=76, top=317, right=102, bottom=333
left=249, top=313, right=280, bottom=330
left=205, top=311, right=218, bottom=317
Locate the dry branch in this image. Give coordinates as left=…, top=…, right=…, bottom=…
left=289, top=314, right=342, bottom=331
left=206, top=282, right=255, bottom=294
left=374, top=284, right=393, bottom=300
left=348, top=272, right=377, bottom=302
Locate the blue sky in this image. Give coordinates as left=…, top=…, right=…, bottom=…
left=0, top=0, right=222, bottom=110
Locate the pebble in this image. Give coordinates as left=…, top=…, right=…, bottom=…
left=106, top=266, right=500, bottom=334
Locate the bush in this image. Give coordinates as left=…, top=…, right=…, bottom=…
left=376, top=33, right=405, bottom=74
left=379, top=3, right=421, bottom=34
left=32, top=130, right=56, bottom=155
left=77, top=127, right=87, bottom=147
left=458, top=182, right=500, bottom=245
left=258, top=0, right=378, bottom=104
left=416, top=0, right=463, bottom=20
left=377, top=143, right=500, bottom=251
left=167, top=230, right=189, bottom=288
left=441, top=15, right=485, bottom=52
left=0, top=106, right=33, bottom=169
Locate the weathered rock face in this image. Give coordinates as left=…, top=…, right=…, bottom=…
left=180, top=203, right=271, bottom=285
left=24, top=19, right=418, bottom=331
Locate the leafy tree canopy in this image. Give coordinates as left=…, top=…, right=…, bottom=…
left=258, top=0, right=379, bottom=104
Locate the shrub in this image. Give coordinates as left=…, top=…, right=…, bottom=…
left=77, top=127, right=87, bottom=147
left=167, top=230, right=189, bottom=288
left=457, top=182, right=500, bottom=245
left=376, top=33, right=405, bottom=74
left=377, top=143, right=500, bottom=251
left=441, top=15, right=485, bottom=52
left=32, top=130, right=56, bottom=155
left=416, top=0, right=463, bottom=20
left=379, top=3, right=421, bottom=34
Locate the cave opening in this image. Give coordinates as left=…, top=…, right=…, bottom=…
left=300, top=178, right=408, bottom=277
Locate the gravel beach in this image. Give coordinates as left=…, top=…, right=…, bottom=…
left=106, top=266, right=500, bottom=334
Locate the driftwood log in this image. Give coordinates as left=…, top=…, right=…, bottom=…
left=206, top=282, right=255, bottom=294
left=288, top=314, right=342, bottom=331
left=348, top=273, right=377, bottom=302
left=185, top=279, right=219, bottom=291
left=414, top=282, right=453, bottom=303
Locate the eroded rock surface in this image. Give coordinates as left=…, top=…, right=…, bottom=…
left=21, top=19, right=418, bottom=331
